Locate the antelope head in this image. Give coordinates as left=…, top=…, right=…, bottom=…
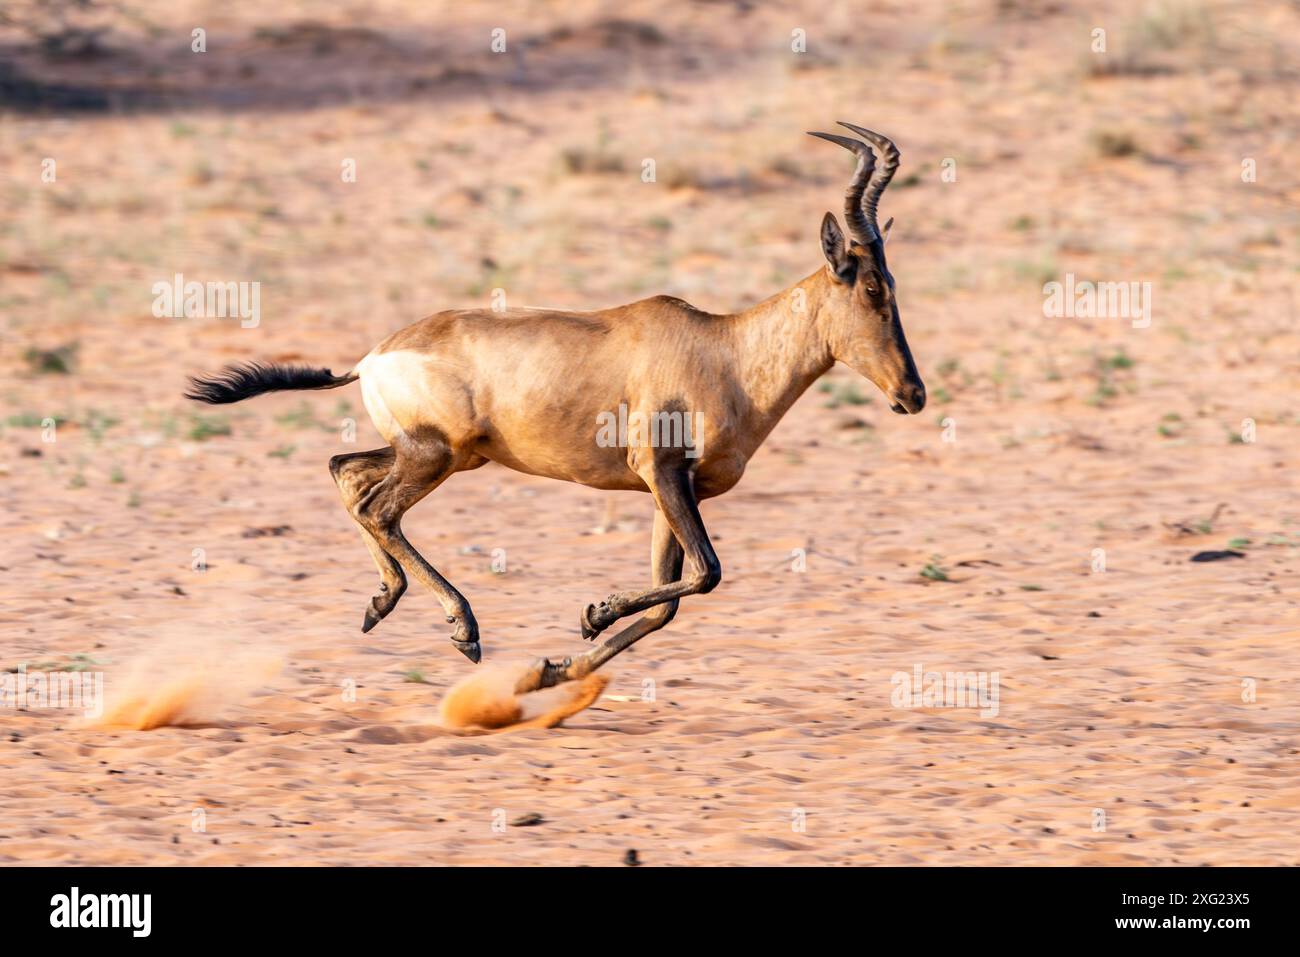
left=809, top=123, right=926, bottom=415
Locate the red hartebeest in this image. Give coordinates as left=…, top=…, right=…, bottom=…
left=187, top=123, right=925, bottom=692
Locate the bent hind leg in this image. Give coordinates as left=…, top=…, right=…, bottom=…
left=350, top=433, right=483, bottom=663
left=329, top=447, right=407, bottom=632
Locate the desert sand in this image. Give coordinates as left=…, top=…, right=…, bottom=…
left=1, top=0, right=1298, bottom=865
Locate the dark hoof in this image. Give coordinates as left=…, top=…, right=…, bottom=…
left=516, top=656, right=575, bottom=692
left=579, top=605, right=598, bottom=642
left=362, top=585, right=401, bottom=634
left=452, top=640, right=482, bottom=664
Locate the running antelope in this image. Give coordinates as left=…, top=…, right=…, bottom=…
left=187, top=123, right=925, bottom=693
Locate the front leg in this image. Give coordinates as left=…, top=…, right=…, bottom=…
left=518, top=504, right=685, bottom=692
left=581, top=467, right=719, bottom=642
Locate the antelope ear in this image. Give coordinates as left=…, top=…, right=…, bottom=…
left=880, top=216, right=894, bottom=245
left=820, top=212, right=855, bottom=282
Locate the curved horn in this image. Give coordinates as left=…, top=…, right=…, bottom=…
left=807, top=130, right=876, bottom=245
left=836, top=122, right=899, bottom=243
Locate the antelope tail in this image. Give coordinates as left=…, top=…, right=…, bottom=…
left=185, top=361, right=358, bottom=404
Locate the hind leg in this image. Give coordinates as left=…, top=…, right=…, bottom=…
left=350, top=435, right=483, bottom=663
left=329, top=448, right=407, bottom=633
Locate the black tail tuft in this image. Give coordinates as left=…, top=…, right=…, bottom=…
left=185, top=362, right=357, bottom=404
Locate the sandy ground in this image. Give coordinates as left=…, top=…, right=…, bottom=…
left=1, top=0, right=1298, bottom=865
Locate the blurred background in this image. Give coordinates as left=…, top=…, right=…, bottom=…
left=1, top=0, right=1298, bottom=865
